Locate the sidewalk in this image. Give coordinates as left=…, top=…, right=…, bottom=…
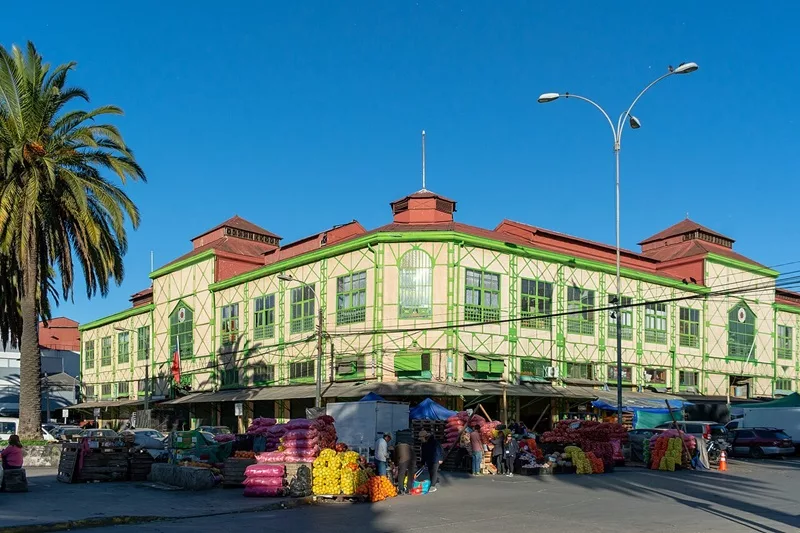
left=0, top=468, right=309, bottom=532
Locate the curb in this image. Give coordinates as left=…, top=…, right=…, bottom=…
left=0, top=496, right=314, bottom=533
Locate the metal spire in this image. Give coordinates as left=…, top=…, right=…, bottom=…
left=421, top=130, right=427, bottom=192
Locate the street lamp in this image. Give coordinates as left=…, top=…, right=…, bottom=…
left=114, top=326, right=149, bottom=411
left=538, top=62, right=698, bottom=424
left=277, top=274, right=324, bottom=409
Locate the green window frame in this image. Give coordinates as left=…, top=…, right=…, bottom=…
left=221, top=368, right=239, bottom=388
left=117, top=381, right=130, bottom=397
left=519, top=358, right=549, bottom=382
left=394, top=352, right=432, bottom=379
left=463, top=355, right=504, bottom=380
left=101, top=383, right=112, bottom=397
left=566, top=362, right=593, bottom=380
left=464, top=269, right=500, bottom=322
left=567, top=287, right=595, bottom=336
left=252, top=363, right=275, bottom=385
left=678, top=370, right=699, bottom=389
left=84, top=340, right=95, bottom=370
left=290, top=285, right=316, bottom=334
left=644, top=368, right=667, bottom=385
left=169, top=303, right=194, bottom=360
left=337, top=271, right=367, bottom=325
left=607, top=364, right=633, bottom=383
left=728, top=303, right=755, bottom=359
left=644, top=303, right=668, bottom=344
left=84, top=384, right=96, bottom=400
left=117, top=331, right=130, bottom=364
left=679, top=307, right=700, bottom=348
left=607, top=294, right=633, bottom=340
left=137, top=326, right=150, bottom=361
left=335, top=355, right=366, bottom=381
left=777, top=325, right=793, bottom=360
left=221, top=303, right=240, bottom=346
left=101, top=336, right=112, bottom=367
left=775, top=378, right=793, bottom=392
left=289, top=360, right=315, bottom=383
left=520, top=279, right=553, bottom=330
left=398, top=249, right=433, bottom=319
left=253, top=294, right=276, bottom=340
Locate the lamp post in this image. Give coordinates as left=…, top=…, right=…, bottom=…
left=278, top=274, right=324, bottom=409
left=538, top=62, right=698, bottom=424
left=114, top=326, right=149, bottom=411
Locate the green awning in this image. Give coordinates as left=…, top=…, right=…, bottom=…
left=395, top=353, right=423, bottom=372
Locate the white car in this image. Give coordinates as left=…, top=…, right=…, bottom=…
left=0, top=417, right=56, bottom=441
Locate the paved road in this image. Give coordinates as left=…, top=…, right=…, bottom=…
left=84, top=458, right=800, bottom=533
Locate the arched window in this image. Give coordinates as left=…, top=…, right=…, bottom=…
left=170, top=302, right=193, bottom=359
left=728, top=302, right=755, bottom=359
left=398, top=249, right=433, bottom=319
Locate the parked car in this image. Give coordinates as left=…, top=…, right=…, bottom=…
left=54, top=426, right=83, bottom=441
left=655, top=421, right=728, bottom=441
left=196, top=426, right=231, bottom=435
left=0, top=417, right=56, bottom=441
left=121, top=428, right=168, bottom=458
left=79, top=428, right=118, bottom=438
left=727, top=427, right=794, bottom=458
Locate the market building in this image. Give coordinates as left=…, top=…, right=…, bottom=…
left=76, top=189, right=800, bottom=429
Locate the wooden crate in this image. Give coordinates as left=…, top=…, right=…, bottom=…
left=129, top=451, right=155, bottom=481
left=57, top=443, right=81, bottom=483
left=79, top=448, right=129, bottom=482
left=223, top=457, right=256, bottom=487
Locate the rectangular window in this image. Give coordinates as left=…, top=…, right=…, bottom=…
left=679, top=308, right=700, bottom=348
left=221, top=368, right=239, bottom=387
left=221, top=303, right=240, bottom=345
left=253, top=294, right=276, bottom=340
left=567, top=287, right=595, bottom=336
left=289, top=360, right=315, bottom=381
left=644, top=368, right=667, bottom=385
left=290, top=285, right=316, bottom=334
left=117, top=381, right=130, bottom=397
left=85, top=385, right=96, bottom=399
left=679, top=370, right=699, bottom=388
left=394, top=352, right=432, bottom=379
left=776, top=378, right=793, bottom=392
left=252, top=363, right=275, bottom=385
left=117, top=332, right=130, bottom=364
left=101, top=337, right=112, bottom=366
left=101, top=383, right=112, bottom=397
left=520, top=279, right=553, bottom=330
left=84, top=341, right=95, bottom=370
left=607, top=294, right=633, bottom=340
left=335, top=355, right=366, bottom=380
left=645, top=303, right=668, bottom=344
left=607, top=365, right=633, bottom=383
left=337, top=271, right=367, bottom=325
left=464, top=269, right=501, bottom=322
left=566, top=363, right=593, bottom=380
left=520, top=358, right=549, bottom=381
left=777, top=325, right=793, bottom=360
left=137, top=326, right=150, bottom=361
left=137, top=379, right=147, bottom=392
left=463, top=355, right=504, bottom=380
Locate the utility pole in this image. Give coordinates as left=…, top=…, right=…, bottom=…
left=144, top=343, right=150, bottom=411
left=316, top=305, right=324, bottom=409
left=44, top=373, right=50, bottom=423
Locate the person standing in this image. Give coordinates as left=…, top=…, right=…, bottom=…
left=419, top=430, right=443, bottom=493
left=374, top=433, right=391, bottom=477
left=394, top=434, right=415, bottom=494
left=503, top=434, right=519, bottom=477
left=491, top=432, right=505, bottom=474
left=469, top=425, right=484, bottom=476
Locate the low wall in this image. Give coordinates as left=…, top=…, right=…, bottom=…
left=148, top=463, right=217, bottom=490
left=22, top=444, right=62, bottom=467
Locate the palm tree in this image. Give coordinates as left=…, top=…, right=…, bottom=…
left=0, top=42, right=146, bottom=438
left=0, top=251, right=55, bottom=350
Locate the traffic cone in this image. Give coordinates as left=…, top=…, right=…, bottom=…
left=719, top=451, right=728, bottom=472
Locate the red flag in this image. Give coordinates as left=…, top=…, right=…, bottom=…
left=171, top=340, right=181, bottom=383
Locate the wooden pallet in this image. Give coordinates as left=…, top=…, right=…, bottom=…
left=57, top=444, right=80, bottom=483
left=129, top=452, right=155, bottom=481
left=222, top=457, right=257, bottom=487
left=314, top=494, right=368, bottom=504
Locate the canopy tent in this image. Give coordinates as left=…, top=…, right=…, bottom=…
left=735, top=392, right=800, bottom=409
left=631, top=408, right=685, bottom=429
left=409, top=398, right=457, bottom=420
left=592, top=391, right=690, bottom=429
left=359, top=392, right=386, bottom=402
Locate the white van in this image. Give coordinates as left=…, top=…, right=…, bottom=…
left=0, top=417, right=56, bottom=441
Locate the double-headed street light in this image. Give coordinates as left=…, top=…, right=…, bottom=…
left=538, top=62, right=698, bottom=424
left=277, top=274, right=324, bottom=409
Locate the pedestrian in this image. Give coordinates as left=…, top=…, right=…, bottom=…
left=374, top=433, right=391, bottom=477
left=469, top=425, right=484, bottom=475
left=504, top=433, right=519, bottom=477
left=419, top=430, right=443, bottom=493
left=491, top=431, right=505, bottom=474
left=394, top=433, right=416, bottom=494
left=1, top=434, right=24, bottom=491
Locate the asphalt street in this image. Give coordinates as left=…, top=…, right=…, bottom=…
left=83, top=458, right=800, bottom=533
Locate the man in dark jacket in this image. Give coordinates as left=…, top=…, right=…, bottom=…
left=419, top=430, right=443, bottom=492
left=503, top=434, right=520, bottom=477
left=491, top=433, right=505, bottom=474
left=394, top=432, right=416, bottom=494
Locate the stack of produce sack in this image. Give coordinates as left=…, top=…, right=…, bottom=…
left=339, top=450, right=367, bottom=495
left=315, top=415, right=338, bottom=449
left=243, top=463, right=285, bottom=497
left=255, top=451, right=286, bottom=463
left=266, top=425, right=287, bottom=451
left=649, top=431, right=694, bottom=471
left=542, top=420, right=628, bottom=467
left=443, top=412, right=491, bottom=449
left=312, top=448, right=342, bottom=495
left=282, top=420, right=320, bottom=463
left=564, top=446, right=592, bottom=474
left=214, top=433, right=236, bottom=443
left=247, top=417, right=277, bottom=436
left=366, top=475, right=397, bottom=502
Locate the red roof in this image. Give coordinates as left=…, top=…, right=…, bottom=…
left=639, top=219, right=733, bottom=245
left=641, top=239, right=764, bottom=267
left=192, top=215, right=282, bottom=241
left=129, top=287, right=153, bottom=300
left=40, top=317, right=78, bottom=328
left=161, top=236, right=276, bottom=270
left=390, top=189, right=457, bottom=207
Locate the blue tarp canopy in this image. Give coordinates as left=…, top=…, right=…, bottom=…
left=592, top=390, right=692, bottom=413
left=409, top=398, right=457, bottom=420
left=359, top=392, right=386, bottom=402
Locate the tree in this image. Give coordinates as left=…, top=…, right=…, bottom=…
left=0, top=251, right=55, bottom=350
left=0, top=42, right=146, bottom=438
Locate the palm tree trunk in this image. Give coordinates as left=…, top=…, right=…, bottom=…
left=18, top=247, right=42, bottom=439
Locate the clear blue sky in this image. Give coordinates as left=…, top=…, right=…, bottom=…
left=3, top=2, right=799, bottom=324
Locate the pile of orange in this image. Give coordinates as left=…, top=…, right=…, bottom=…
left=367, top=475, right=397, bottom=502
